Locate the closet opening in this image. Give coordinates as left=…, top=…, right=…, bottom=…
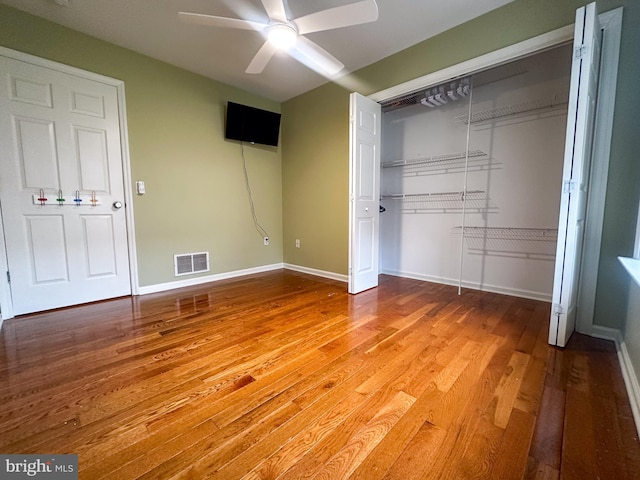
left=378, top=43, right=573, bottom=302
left=349, top=5, right=621, bottom=346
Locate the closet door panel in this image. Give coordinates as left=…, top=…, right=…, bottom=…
left=550, top=2, right=602, bottom=347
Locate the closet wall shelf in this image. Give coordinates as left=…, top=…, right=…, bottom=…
left=381, top=190, right=485, bottom=200
left=381, top=190, right=496, bottom=213
left=382, top=149, right=487, bottom=169
left=453, top=227, right=559, bottom=258
left=454, top=94, right=568, bottom=124
left=453, top=226, right=558, bottom=241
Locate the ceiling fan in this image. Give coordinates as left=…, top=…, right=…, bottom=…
left=179, top=0, right=379, bottom=75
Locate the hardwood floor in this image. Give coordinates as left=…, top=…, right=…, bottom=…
left=0, top=270, right=638, bottom=479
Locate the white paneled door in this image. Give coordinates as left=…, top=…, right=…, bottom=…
left=549, top=2, right=602, bottom=347
left=0, top=55, right=131, bottom=315
left=348, top=92, right=381, bottom=294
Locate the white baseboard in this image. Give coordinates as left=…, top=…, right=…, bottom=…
left=590, top=325, right=640, bottom=439
left=380, top=269, right=552, bottom=302
left=137, top=263, right=347, bottom=296
left=589, top=324, right=623, bottom=343
left=283, top=263, right=348, bottom=283
left=137, top=263, right=285, bottom=295
left=619, top=340, right=640, bottom=439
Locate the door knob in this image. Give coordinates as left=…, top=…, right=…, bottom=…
left=112, top=201, right=123, bottom=210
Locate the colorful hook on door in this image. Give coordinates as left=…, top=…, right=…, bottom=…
left=37, top=189, right=47, bottom=205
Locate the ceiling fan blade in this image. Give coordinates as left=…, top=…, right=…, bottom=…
left=260, top=0, right=288, bottom=23
left=246, top=41, right=278, bottom=74
left=291, top=36, right=344, bottom=75
left=295, top=0, right=379, bottom=35
left=178, top=12, right=267, bottom=31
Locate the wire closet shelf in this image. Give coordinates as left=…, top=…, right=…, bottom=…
left=452, top=226, right=559, bottom=258
left=381, top=149, right=487, bottom=169
left=454, top=94, right=568, bottom=124
left=380, top=190, right=496, bottom=213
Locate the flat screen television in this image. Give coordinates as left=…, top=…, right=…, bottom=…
left=225, top=101, right=281, bottom=147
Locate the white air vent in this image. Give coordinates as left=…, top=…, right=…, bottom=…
left=174, top=252, right=210, bottom=276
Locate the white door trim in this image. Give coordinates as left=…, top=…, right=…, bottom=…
left=0, top=46, right=139, bottom=322
left=576, top=7, right=622, bottom=336
left=369, top=25, right=575, bottom=104
left=369, top=7, right=622, bottom=338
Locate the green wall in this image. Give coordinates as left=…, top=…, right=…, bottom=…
left=0, top=5, right=283, bottom=287
left=282, top=82, right=350, bottom=274
left=281, top=0, right=640, bottom=330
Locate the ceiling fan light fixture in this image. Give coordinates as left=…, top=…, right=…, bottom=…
left=180, top=0, right=380, bottom=75
left=267, top=24, right=297, bottom=50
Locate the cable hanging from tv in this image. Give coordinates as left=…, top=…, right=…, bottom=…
left=240, top=142, right=269, bottom=241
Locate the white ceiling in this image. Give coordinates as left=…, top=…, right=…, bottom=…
left=1, top=0, right=515, bottom=102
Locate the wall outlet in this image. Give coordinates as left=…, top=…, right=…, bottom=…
left=295, top=239, right=300, bottom=248
left=264, top=236, right=269, bottom=246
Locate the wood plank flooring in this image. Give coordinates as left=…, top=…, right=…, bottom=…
left=0, top=270, right=638, bottom=479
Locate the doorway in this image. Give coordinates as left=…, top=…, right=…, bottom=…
left=0, top=47, right=137, bottom=320
left=348, top=5, right=622, bottom=345
left=379, top=44, right=572, bottom=302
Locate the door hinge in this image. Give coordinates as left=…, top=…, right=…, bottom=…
left=6, top=271, right=10, bottom=284
left=563, top=180, right=577, bottom=193
left=553, top=303, right=564, bottom=315
left=574, top=44, right=587, bottom=60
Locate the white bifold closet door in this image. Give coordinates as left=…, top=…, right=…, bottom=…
left=348, top=92, right=381, bottom=294
left=550, top=2, right=602, bottom=347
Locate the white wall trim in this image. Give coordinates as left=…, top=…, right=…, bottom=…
left=0, top=46, right=121, bottom=86
left=576, top=7, right=623, bottom=335
left=0, top=197, right=11, bottom=323
left=381, top=269, right=551, bottom=302
left=284, top=264, right=348, bottom=283
left=590, top=325, right=640, bottom=438
left=619, top=340, right=640, bottom=439
left=0, top=46, right=138, bottom=321
left=369, top=25, right=574, bottom=103
left=138, top=263, right=347, bottom=295
left=138, top=263, right=286, bottom=295
left=619, top=257, right=640, bottom=289
left=116, top=82, right=140, bottom=296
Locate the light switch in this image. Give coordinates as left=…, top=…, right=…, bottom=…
left=136, top=181, right=145, bottom=195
